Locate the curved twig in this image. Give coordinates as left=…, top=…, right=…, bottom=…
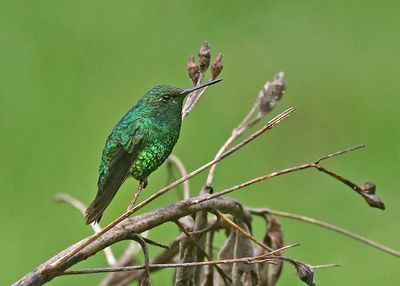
left=249, top=208, right=400, bottom=257
left=48, top=107, right=295, bottom=269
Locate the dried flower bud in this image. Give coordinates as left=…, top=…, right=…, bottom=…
left=211, top=53, right=224, bottom=80
left=294, top=262, right=316, bottom=286
left=198, top=41, right=211, bottom=72
left=360, top=182, right=385, bottom=210
left=187, top=55, right=200, bottom=85
left=259, top=72, right=286, bottom=114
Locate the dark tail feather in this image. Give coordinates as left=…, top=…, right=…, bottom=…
left=85, top=147, right=137, bottom=224
left=85, top=186, right=120, bottom=224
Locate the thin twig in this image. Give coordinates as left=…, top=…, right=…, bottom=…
left=62, top=245, right=298, bottom=275
left=131, top=234, right=150, bottom=283
left=206, top=73, right=285, bottom=187
left=15, top=197, right=249, bottom=285
left=168, top=154, right=190, bottom=199
left=175, top=220, right=232, bottom=285
left=193, top=144, right=367, bottom=205
left=315, top=144, right=365, bottom=163
left=236, top=100, right=261, bottom=132
left=216, top=211, right=274, bottom=252
left=54, top=194, right=117, bottom=266
left=50, top=107, right=295, bottom=268
left=205, top=99, right=261, bottom=187
left=312, top=263, right=342, bottom=269
left=249, top=208, right=400, bottom=257
left=182, top=85, right=210, bottom=118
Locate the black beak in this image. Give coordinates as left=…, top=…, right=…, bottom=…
left=181, top=79, right=222, bottom=96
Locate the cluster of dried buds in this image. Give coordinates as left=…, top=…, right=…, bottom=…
left=187, top=41, right=224, bottom=85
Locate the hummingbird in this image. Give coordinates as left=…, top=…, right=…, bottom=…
left=85, top=79, right=221, bottom=224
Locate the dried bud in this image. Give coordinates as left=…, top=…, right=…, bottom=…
left=211, top=53, right=224, bottom=80
left=198, top=41, right=211, bottom=72
left=360, top=182, right=385, bottom=210
left=187, top=55, right=200, bottom=85
left=294, top=262, right=316, bottom=286
left=259, top=72, right=286, bottom=114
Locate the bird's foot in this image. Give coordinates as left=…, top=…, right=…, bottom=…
left=141, top=178, right=148, bottom=188
left=127, top=180, right=147, bottom=212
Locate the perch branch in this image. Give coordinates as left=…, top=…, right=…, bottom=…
left=49, top=107, right=295, bottom=268
left=13, top=197, right=251, bottom=286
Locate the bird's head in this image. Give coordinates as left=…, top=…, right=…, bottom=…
left=138, top=79, right=221, bottom=119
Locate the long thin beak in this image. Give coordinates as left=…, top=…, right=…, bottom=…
left=181, top=78, right=222, bottom=95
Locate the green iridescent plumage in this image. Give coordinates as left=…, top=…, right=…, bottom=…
left=85, top=80, right=221, bottom=224
left=85, top=85, right=184, bottom=224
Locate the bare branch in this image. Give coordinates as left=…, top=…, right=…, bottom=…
left=175, top=220, right=231, bottom=285
left=216, top=211, right=274, bottom=252
left=315, top=144, right=365, bottom=163
left=54, top=194, right=117, bottom=266
left=249, top=208, right=400, bottom=257
left=206, top=72, right=286, bottom=187
left=312, top=263, right=341, bottom=269
left=13, top=197, right=251, bottom=286
left=194, top=145, right=373, bottom=205
left=168, top=154, right=190, bottom=199
left=48, top=107, right=295, bottom=269
left=62, top=245, right=297, bottom=275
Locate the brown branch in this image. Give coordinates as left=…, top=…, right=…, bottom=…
left=193, top=145, right=368, bottom=205
left=48, top=107, right=295, bottom=269
left=216, top=211, right=274, bottom=252
left=249, top=208, right=400, bottom=257
left=206, top=72, right=285, bottom=187
left=54, top=194, right=117, bottom=266
left=13, top=197, right=250, bottom=286
left=99, top=237, right=181, bottom=286
left=62, top=245, right=297, bottom=275
left=175, top=220, right=231, bottom=285
left=16, top=130, right=383, bottom=286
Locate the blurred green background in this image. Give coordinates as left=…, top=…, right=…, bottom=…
left=1, top=1, right=399, bottom=285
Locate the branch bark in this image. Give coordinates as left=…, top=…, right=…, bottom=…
left=13, top=197, right=248, bottom=286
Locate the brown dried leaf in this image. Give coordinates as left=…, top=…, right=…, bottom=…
left=257, top=215, right=284, bottom=286
left=175, top=237, right=197, bottom=285
left=232, top=221, right=259, bottom=286
left=214, top=228, right=236, bottom=286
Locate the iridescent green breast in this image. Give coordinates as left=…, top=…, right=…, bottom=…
left=129, top=127, right=179, bottom=180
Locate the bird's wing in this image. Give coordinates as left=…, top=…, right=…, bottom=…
left=85, top=118, right=146, bottom=224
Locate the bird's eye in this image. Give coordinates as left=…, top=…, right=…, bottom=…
left=161, top=95, right=171, bottom=102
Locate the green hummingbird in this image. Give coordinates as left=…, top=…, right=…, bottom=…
left=85, top=79, right=221, bottom=224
